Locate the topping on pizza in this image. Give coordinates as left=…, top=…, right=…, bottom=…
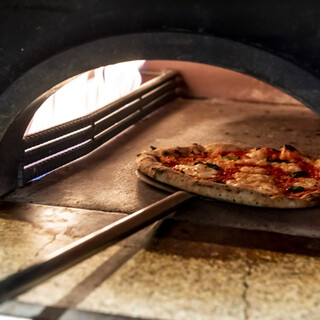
left=156, top=145, right=320, bottom=198
left=137, top=143, right=320, bottom=208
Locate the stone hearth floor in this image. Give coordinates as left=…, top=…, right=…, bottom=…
left=1, top=201, right=320, bottom=320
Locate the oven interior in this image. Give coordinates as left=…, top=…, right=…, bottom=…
left=2, top=56, right=320, bottom=320
left=3, top=60, right=320, bottom=240
left=3, top=1, right=320, bottom=318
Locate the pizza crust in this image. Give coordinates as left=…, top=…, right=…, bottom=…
left=136, top=143, right=320, bottom=208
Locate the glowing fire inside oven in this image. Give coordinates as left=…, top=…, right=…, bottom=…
left=25, top=60, right=146, bottom=135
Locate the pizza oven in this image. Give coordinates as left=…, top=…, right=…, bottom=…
left=2, top=1, right=320, bottom=319
left=2, top=1, right=320, bottom=195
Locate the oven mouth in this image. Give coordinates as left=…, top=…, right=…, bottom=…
left=0, top=56, right=317, bottom=200
left=19, top=70, right=181, bottom=186
left=2, top=59, right=318, bottom=211
left=2, top=57, right=306, bottom=194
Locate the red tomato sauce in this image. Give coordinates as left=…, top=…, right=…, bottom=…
left=216, top=168, right=239, bottom=183
left=298, top=161, right=320, bottom=179
left=160, top=151, right=320, bottom=197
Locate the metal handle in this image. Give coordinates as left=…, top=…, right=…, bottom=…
left=0, top=191, right=192, bottom=303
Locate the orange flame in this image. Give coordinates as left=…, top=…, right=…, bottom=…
left=25, top=60, right=146, bottom=135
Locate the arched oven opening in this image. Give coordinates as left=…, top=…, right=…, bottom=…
left=0, top=57, right=308, bottom=206
left=2, top=2, right=320, bottom=318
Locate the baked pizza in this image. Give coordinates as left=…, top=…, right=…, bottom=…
left=136, top=143, right=320, bottom=208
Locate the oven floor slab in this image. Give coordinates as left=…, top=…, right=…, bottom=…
left=5, top=98, right=320, bottom=239
left=6, top=98, right=320, bottom=212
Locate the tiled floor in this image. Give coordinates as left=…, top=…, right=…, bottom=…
left=2, top=205, right=320, bottom=320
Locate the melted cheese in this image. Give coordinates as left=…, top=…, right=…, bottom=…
left=246, top=148, right=268, bottom=160
left=173, top=164, right=218, bottom=179
left=314, top=159, right=320, bottom=169
left=271, top=162, right=301, bottom=173
left=226, top=171, right=280, bottom=195
left=240, top=166, right=266, bottom=174
left=214, top=158, right=237, bottom=169
left=293, top=178, right=320, bottom=190
left=236, top=159, right=268, bottom=166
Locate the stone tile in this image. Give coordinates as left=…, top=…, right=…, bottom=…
left=18, top=245, right=121, bottom=306
left=76, top=240, right=320, bottom=320
left=0, top=216, right=54, bottom=280
left=246, top=250, right=320, bottom=320
left=0, top=202, right=154, bottom=308
left=79, top=241, right=248, bottom=320
left=3, top=209, right=320, bottom=320
left=0, top=205, right=123, bottom=305
left=0, top=202, right=127, bottom=281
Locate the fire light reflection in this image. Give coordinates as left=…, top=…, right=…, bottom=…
left=25, top=60, right=146, bottom=135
